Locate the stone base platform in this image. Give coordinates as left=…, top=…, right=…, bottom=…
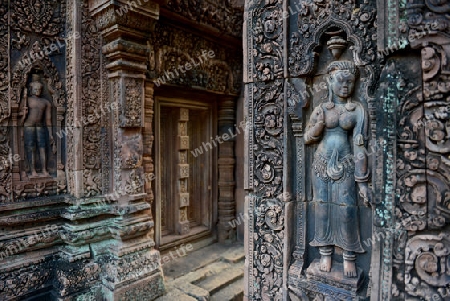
left=306, top=259, right=364, bottom=292
left=288, top=260, right=366, bottom=301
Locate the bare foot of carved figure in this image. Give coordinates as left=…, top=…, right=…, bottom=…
left=41, top=169, right=50, bottom=177
left=319, top=254, right=332, bottom=272
left=343, top=259, right=357, bottom=278
left=31, top=170, right=38, bottom=177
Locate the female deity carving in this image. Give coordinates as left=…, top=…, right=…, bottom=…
left=304, top=61, right=371, bottom=278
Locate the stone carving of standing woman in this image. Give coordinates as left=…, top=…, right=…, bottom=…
left=304, top=61, right=370, bottom=278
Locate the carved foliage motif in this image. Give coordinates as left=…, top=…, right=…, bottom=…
left=249, top=1, right=284, bottom=82
left=0, top=2, right=10, bottom=203
left=389, top=2, right=450, bottom=298
left=82, top=2, right=103, bottom=196
left=405, top=234, right=450, bottom=299
left=0, top=1, right=8, bottom=123
left=10, top=0, right=65, bottom=36
left=289, top=0, right=377, bottom=76
left=120, top=79, right=143, bottom=127
left=148, top=23, right=241, bottom=95
left=54, top=260, right=101, bottom=297
left=406, top=1, right=450, bottom=47
left=0, top=127, right=11, bottom=202
left=165, top=0, right=243, bottom=38
left=246, top=1, right=286, bottom=299
left=250, top=80, right=285, bottom=300
left=65, top=0, right=76, bottom=195
left=0, top=259, right=53, bottom=299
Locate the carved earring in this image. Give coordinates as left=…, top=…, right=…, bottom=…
left=325, top=77, right=335, bottom=109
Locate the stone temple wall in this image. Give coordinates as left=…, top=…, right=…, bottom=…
left=244, top=0, right=450, bottom=300
left=0, top=0, right=242, bottom=299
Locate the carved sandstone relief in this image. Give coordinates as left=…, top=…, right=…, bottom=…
left=10, top=46, right=66, bottom=200
left=82, top=1, right=104, bottom=197
left=148, top=22, right=241, bottom=95
left=245, top=0, right=382, bottom=299
left=244, top=0, right=286, bottom=299
left=304, top=61, right=370, bottom=282
left=165, top=0, right=243, bottom=38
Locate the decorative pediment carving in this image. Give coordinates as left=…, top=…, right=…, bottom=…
left=165, top=0, right=243, bottom=38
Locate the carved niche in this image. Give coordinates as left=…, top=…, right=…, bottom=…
left=244, top=0, right=380, bottom=299
left=0, top=0, right=66, bottom=203
left=9, top=45, right=66, bottom=200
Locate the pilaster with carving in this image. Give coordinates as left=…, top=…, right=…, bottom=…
left=89, top=1, right=165, bottom=299
left=244, top=0, right=286, bottom=299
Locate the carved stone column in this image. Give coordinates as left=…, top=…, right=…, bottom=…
left=88, top=1, right=165, bottom=299
left=218, top=98, right=237, bottom=243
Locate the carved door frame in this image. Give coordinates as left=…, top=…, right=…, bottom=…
left=153, top=93, right=218, bottom=250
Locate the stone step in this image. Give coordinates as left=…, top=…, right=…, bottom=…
left=194, top=265, right=244, bottom=295
left=175, top=261, right=234, bottom=284
left=220, top=246, right=245, bottom=263
left=210, top=277, right=244, bottom=301
left=163, top=243, right=238, bottom=281
left=176, top=282, right=209, bottom=301
left=154, top=287, right=198, bottom=301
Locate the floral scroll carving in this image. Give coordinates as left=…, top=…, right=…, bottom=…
left=148, top=23, right=241, bottom=95
left=165, top=0, right=243, bottom=38
left=405, top=234, right=450, bottom=300
left=11, top=0, right=65, bottom=36
left=249, top=79, right=285, bottom=300
left=82, top=1, right=104, bottom=196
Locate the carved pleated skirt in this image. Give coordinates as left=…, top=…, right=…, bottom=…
left=309, top=150, right=365, bottom=253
